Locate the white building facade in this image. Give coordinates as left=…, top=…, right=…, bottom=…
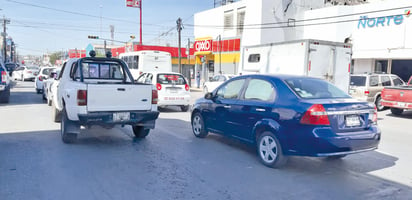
left=194, top=0, right=412, bottom=81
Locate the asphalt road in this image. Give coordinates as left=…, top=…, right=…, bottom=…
left=1, top=81, right=412, bottom=200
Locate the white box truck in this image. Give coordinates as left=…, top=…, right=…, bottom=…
left=238, top=39, right=352, bottom=93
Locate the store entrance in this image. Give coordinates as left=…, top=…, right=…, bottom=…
left=391, top=60, right=412, bottom=82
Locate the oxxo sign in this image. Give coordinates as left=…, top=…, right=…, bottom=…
left=358, top=15, right=404, bottom=29
left=194, top=39, right=212, bottom=53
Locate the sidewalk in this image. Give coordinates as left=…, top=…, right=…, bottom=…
left=190, top=87, right=203, bottom=92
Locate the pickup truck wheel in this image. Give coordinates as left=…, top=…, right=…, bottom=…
left=47, top=99, right=52, bottom=106
left=132, top=126, right=150, bottom=138
left=191, top=112, right=208, bottom=138
left=390, top=108, right=403, bottom=116
left=61, top=108, right=78, bottom=144
left=375, top=96, right=385, bottom=111
left=0, top=87, right=10, bottom=103
left=52, top=102, right=61, bottom=122
left=180, top=105, right=189, bottom=112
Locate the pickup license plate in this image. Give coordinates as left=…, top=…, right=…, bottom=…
left=397, top=102, right=406, bottom=107
left=345, top=115, right=360, bottom=127
left=113, top=112, right=130, bottom=122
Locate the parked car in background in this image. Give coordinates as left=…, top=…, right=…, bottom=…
left=381, top=76, right=412, bottom=116
left=11, top=66, right=39, bottom=81
left=43, top=69, right=60, bottom=105
left=191, top=74, right=380, bottom=168
left=137, top=71, right=191, bottom=112
left=5, top=63, right=19, bottom=76
left=349, top=73, right=405, bottom=111
left=203, top=74, right=235, bottom=94
left=35, top=66, right=56, bottom=94
left=0, top=62, right=11, bottom=103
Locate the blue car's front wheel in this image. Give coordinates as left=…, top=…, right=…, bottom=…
left=192, top=112, right=208, bottom=138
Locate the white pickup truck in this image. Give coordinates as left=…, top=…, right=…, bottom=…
left=53, top=52, right=159, bottom=143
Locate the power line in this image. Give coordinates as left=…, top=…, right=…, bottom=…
left=186, top=5, right=412, bottom=28
left=5, top=0, right=166, bottom=28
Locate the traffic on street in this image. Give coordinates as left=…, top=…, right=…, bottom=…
left=2, top=0, right=412, bottom=199
left=1, top=81, right=412, bottom=199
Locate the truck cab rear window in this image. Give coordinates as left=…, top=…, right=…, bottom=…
left=73, top=62, right=125, bottom=80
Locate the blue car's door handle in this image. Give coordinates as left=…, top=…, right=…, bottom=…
left=256, top=108, right=266, bottom=112
left=224, top=105, right=231, bottom=109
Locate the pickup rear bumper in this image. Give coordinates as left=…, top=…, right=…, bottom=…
left=381, top=100, right=412, bottom=109
left=78, top=111, right=159, bottom=129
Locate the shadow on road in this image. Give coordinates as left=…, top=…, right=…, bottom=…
left=385, top=110, right=412, bottom=119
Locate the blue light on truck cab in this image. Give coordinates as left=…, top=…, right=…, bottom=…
left=358, top=15, right=403, bottom=29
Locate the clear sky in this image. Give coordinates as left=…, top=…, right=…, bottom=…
left=0, top=0, right=214, bottom=55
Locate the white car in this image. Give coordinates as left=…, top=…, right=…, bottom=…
left=137, top=71, right=191, bottom=112
left=11, top=66, right=39, bottom=81
left=35, top=67, right=56, bottom=94
left=42, top=69, right=60, bottom=105
left=203, top=74, right=235, bottom=94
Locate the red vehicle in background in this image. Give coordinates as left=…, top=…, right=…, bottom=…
left=381, top=76, right=412, bottom=115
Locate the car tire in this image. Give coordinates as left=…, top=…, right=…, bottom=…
left=203, top=86, right=208, bottom=94
left=61, top=107, right=78, bottom=144
left=132, top=126, right=150, bottom=138
left=390, top=108, right=403, bottom=116
left=47, top=99, right=52, bottom=106
left=257, top=131, right=288, bottom=168
left=0, top=87, right=10, bottom=103
left=191, top=112, right=208, bottom=138
left=375, top=96, right=385, bottom=111
left=180, top=105, right=189, bottom=112
left=52, top=102, right=61, bottom=122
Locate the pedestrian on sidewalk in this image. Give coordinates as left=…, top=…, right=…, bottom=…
left=196, top=71, right=201, bottom=88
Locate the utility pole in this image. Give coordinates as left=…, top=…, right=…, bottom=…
left=186, top=38, right=191, bottom=86
left=2, top=16, right=10, bottom=61
left=218, top=34, right=222, bottom=74
left=176, top=17, right=183, bottom=73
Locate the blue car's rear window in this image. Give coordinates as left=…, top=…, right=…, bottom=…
left=285, top=78, right=350, bottom=99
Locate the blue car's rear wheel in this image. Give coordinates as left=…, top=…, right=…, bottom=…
left=257, top=131, right=288, bottom=168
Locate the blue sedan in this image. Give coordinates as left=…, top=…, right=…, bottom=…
left=191, top=74, right=381, bottom=168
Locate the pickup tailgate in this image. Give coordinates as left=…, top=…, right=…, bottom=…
left=87, top=84, right=152, bottom=112
left=382, top=87, right=412, bottom=102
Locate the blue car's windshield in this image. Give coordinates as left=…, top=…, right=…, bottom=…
left=285, top=78, right=350, bottom=99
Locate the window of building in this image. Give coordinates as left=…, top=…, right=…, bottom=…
left=224, top=10, right=234, bottom=31
left=237, top=8, right=245, bottom=36
left=375, top=60, right=388, bottom=73
left=248, top=54, right=260, bottom=63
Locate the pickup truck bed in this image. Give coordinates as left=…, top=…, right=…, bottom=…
left=381, top=76, right=412, bottom=115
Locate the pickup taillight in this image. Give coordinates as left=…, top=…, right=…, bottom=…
left=1, top=71, right=6, bottom=83
left=152, top=89, right=158, bottom=104
left=77, top=90, right=87, bottom=106
left=364, top=90, right=370, bottom=96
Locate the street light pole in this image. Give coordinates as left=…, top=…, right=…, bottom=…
left=219, top=34, right=222, bottom=74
